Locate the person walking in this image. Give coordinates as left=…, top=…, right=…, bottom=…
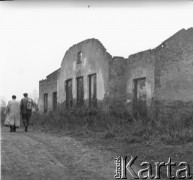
left=4, top=95, right=21, bottom=132
left=20, top=93, right=36, bottom=132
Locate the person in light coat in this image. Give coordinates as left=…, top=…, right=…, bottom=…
left=4, top=95, right=21, bottom=132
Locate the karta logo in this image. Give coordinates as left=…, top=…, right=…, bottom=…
left=114, top=156, right=192, bottom=179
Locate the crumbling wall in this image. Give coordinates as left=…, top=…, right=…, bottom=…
left=39, top=69, right=59, bottom=112
left=108, top=57, right=127, bottom=112
left=57, top=38, right=112, bottom=110
left=154, top=28, right=193, bottom=120
left=39, top=28, right=193, bottom=119
left=126, top=50, right=155, bottom=117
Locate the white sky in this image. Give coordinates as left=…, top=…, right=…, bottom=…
left=0, top=1, right=193, bottom=103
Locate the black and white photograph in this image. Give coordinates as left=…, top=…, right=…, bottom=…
left=0, top=0, right=193, bottom=179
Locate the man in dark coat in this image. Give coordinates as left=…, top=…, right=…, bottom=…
left=20, top=93, right=36, bottom=132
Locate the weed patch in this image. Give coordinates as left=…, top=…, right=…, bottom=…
left=30, top=107, right=193, bottom=145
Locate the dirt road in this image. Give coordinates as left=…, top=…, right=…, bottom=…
left=1, top=126, right=122, bottom=180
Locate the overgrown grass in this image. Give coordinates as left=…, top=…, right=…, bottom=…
left=30, top=107, right=193, bottom=145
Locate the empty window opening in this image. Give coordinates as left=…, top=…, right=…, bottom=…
left=133, top=77, right=147, bottom=117
left=65, top=79, right=73, bottom=109
left=44, top=93, right=48, bottom=113
left=76, top=76, right=84, bottom=106
left=77, top=51, right=82, bottom=64
left=52, top=92, right=57, bottom=111
left=88, top=73, right=97, bottom=107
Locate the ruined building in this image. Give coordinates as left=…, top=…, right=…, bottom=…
left=39, top=69, right=60, bottom=113
left=39, top=28, right=193, bottom=119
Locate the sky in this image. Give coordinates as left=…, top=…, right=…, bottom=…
left=0, top=0, right=193, bottom=103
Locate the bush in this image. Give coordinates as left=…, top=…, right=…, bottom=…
left=30, top=106, right=193, bottom=145
left=0, top=100, right=6, bottom=125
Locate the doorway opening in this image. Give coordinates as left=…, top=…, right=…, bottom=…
left=88, top=73, right=97, bottom=107
left=133, top=77, right=147, bottom=117
left=76, top=76, right=84, bottom=106
left=65, top=79, right=73, bottom=109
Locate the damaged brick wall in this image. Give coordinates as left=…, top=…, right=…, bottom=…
left=154, top=28, right=193, bottom=120
left=126, top=50, right=155, bottom=117
left=57, top=38, right=112, bottom=110
left=108, top=57, right=127, bottom=112
left=39, top=69, right=60, bottom=112
left=39, top=28, right=193, bottom=119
